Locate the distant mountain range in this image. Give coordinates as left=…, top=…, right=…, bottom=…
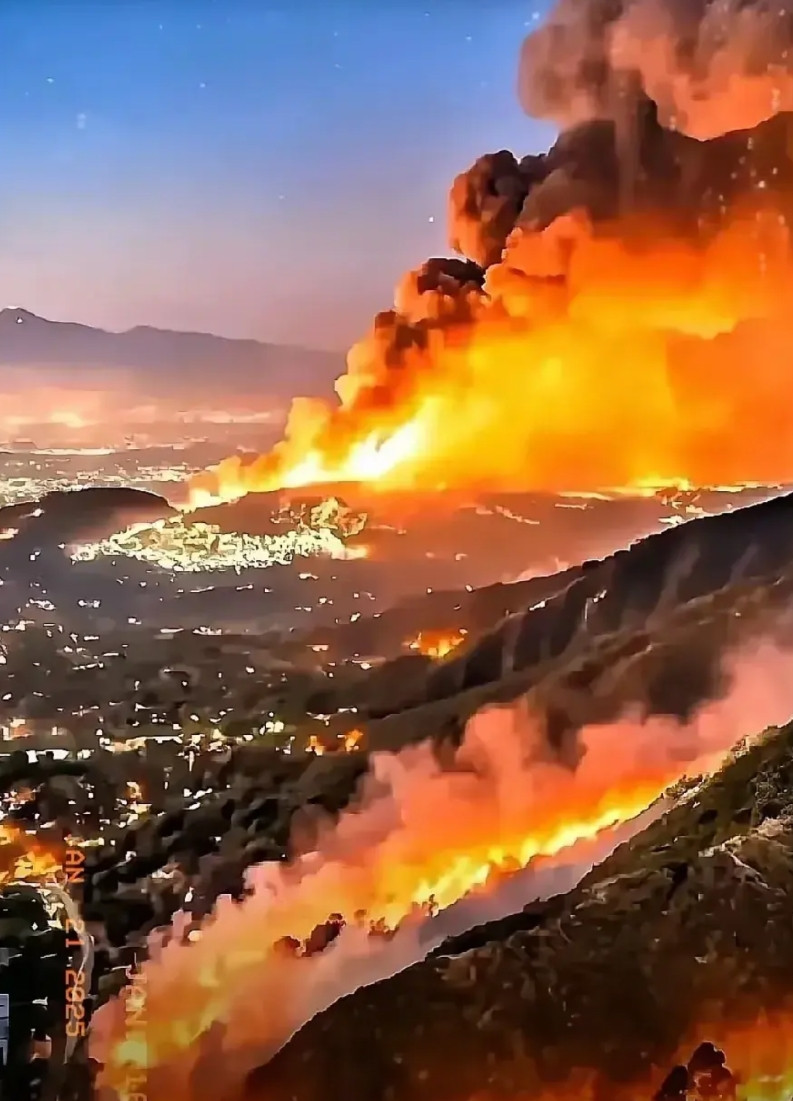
left=0, top=309, right=343, bottom=393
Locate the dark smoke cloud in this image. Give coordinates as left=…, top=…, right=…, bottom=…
left=448, top=102, right=793, bottom=273
left=447, top=151, right=535, bottom=268
left=442, top=1, right=793, bottom=385
left=518, top=0, right=793, bottom=141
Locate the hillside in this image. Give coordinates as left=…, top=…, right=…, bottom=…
left=64, top=486, right=793, bottom=1101
left=321, top=490, right=793, bottom=745
left=0, top=487, right=171, bottom=537
left=251, top=718, right=793, bottom=1100
left=76, top=490, right=793, bottom=982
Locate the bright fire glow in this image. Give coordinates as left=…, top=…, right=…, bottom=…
left=189, top=210, right=793, bottom=506
left=342, top=728, right=363, bottom=752
left=306, top=734, right=325, bottom=756
left=522, top=1005, right=793, bottom=1101
left=408, top=628, right=468, bottom=659
left=278, top=420, right=425, bottom=493
left=96, top=683, right=754, bottom=1097
left=189, top=417, right=428, bottom=506
left=673, top=1009, right=793, bottom=1101
left=0, top=823, right=64, bottom=885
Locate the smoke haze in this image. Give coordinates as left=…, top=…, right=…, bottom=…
left=94, top=636, right=793, bottom=1101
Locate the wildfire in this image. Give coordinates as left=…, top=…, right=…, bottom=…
left=96, top=684, right=754, bottom=1096
left=665, top=1011, right=793, bottom=1101
left=516, top=1007, right=793, bottom=1101
left=188, top=198, right=793, bottom=508
left=0, top=823, right=64, bottom=885
left=188, top=417, right=427, bottom=506
left=182, top=0, right=793, bottom=512
left=408, top=628, right=468, bottom=659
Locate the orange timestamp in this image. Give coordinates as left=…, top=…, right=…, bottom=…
left=63, top=846, right=88, bottom=1039
left=58, top=846, right=86, bottom=889
left=65, top=957, right=87, bottom=1038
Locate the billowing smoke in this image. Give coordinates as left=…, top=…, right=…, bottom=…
left=94, top=636, right=793, bottom=1101
left=188, top=0, right=793, bottom=506
left=519, top=0, right=793, bottom=140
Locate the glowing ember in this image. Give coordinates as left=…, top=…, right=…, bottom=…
left=306, top=735, right=325, bottom=756
left=408, top=628, right=468, bottom=659
left=0, top=823, right=64, bottom=885
left=342, top=728, right=363, bottom=752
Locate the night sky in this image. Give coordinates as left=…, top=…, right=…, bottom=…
left=0, top=0, right=553, bottom=350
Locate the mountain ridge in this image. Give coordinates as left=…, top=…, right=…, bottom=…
left=0, top=308, right=342, bottom=388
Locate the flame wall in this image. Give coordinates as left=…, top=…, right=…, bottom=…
left=93, top=636, right=793, bottom=1100
left=191, top=0, right=793, bottom=504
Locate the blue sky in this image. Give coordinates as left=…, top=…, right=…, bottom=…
left=0, top=0, right=553, bottom=349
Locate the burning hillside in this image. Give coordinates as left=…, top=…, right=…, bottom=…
left=250, top=711, right=793, bottom=1101
left=93, top=629, right=793, bottom=1100
left=190, top=0, right=793, bottom=506
left=30, top=486, right=786, bottom=1101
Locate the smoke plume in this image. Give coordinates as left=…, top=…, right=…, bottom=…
left=188, top=0, right=793, bottom=506
left=519, top=0, right=793, bottom=140
left=94, top=637, right=793, bottom=1101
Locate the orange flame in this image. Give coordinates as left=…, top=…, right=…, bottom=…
left=0, top=823, right=64, bottom=885
left=501, top=1005, right=793, bottom=1100
left=407, top=628, right=468, bottom=659
left=674, top=1009, right=793, bottom=1101
left=188, top=207, right=793, bottom=507
left=342, top=728, right=363, bottom=752
left=306, top=734, right=325, bottom=756
left=96, top=690, right=749, bottom=1096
